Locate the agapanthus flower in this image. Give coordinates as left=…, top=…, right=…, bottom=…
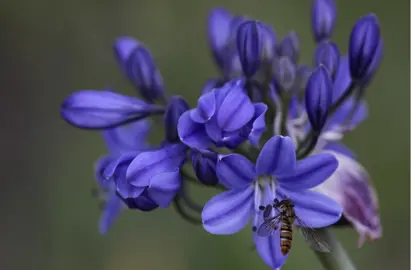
left=202, top=136, right=342, bottom=269
left=94, top=119, right=151, bottom=234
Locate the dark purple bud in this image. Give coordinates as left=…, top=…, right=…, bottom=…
left=236, top=20, right=264, bottom=77
left=349, top=14, right=381, bottom=84
left=273, top=56, right=296, bottom=91
left=121, top=190, right=159, bottom=211
left=305, top=65, right=333, bottom=132
left=314, top=41, right=340, bottom=77
left=126, top=45, right=165, bottom=102
left=311, top=0, right=337, bottom=43
left=362, top=38, right=383, bottom=86
left=191, top=150, right=219, bottom=186
left=164, top=96, right=190, bottom=142
left=207, top=8, right=233, bottom=69
left=276, top=31, right=300, bottom=63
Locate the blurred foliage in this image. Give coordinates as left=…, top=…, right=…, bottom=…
left=1, top=0, right=409, bottom=269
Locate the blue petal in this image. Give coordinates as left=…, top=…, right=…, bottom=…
left=61, top=90, right=163, bottom=129
left=277, top=153, right=338, bottom=190
left=333, top=56, right=352, bottom=103
left=98, top=189, right=124, bottom=235
left=126, top=144, right=186, bottom=186
left=207, top=8, right=232, bottom=68
left=205, top=117, right=223, bottom=142
left=148, top=169, right=181, bottom=207
left=254, top=232, right=287, bottom=269
left=248, top=103, right=267, bottom=146
left=217, top=88, right=255, bottom=132
left=103, top=152, right=138, bottom=180
left=277, top=188, right=343, bottom=228
left=325, top=98, right=368, bottom=131
left=216, top=154, right=255, bottom=189
left=256, top=136, right=296, bottom=176
left=113, top=37, right=140, bottom=71
left=190, top=91, right=216, bottom=123
left=178, top=111, right=212, bottom=150
left=202, top=186, right=254, bottom=234
left=102, top=119, right=151, bottom=155
left=94, top=155, right=115, bottom=189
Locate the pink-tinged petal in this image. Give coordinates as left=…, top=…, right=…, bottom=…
left=202, top=185, right=254, bottom=235
left=61, top=90, right=163, bottom=129
left=217, top=88, right=255, bottom=132
left=256, top=136, right=296, bottom=175
left=277, top=188, right=342, bottom=228
left=148, top=170, right=181, bottom=208
left=253, top=232, right=288, bottom=269
left=313, top=151, right=381, bottom=246
left=190, top=90, right=216, bottom=123
left=216, top=154, right=255, bottom=189
left=178, top=110, right=212, bottom=150
left=277, top=153, right=338, bottom=190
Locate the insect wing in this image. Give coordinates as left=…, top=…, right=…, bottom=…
left=295, top=216, right=332, bottom=253
left=257, top=214, right=281, bottom=237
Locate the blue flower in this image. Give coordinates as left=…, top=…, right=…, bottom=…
left=311, top=0, right=337, bottom=43
left=94, top=119, right=152, bottom=234
left=178, top=80, right=267, bottom=149
left=60, top=89, right=164, bottom=129
left=201, top=136, right=342, bottom=269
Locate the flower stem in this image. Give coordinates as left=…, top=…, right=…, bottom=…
left=314, top=228, right=357, bottom=270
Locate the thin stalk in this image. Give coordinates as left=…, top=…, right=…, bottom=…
left=313, top=228, right=357, bottom=270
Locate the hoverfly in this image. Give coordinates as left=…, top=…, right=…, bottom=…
left=256, top=198, right=331, bottom=255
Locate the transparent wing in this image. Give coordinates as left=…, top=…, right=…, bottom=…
left=295, top=216, right=332, bottom=253
left=257, top=214, right=281, bottom=237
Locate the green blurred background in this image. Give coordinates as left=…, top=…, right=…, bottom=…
left=2, top=0, right=409, bottom=269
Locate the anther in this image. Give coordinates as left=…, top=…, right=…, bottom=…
left=259, top=205, right=265, bottom=210
left=252, top=226, right=257, bottom=232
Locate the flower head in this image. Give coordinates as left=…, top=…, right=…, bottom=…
left=202, top=136, right=342, bottom=269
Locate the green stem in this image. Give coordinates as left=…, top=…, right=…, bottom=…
left=314, top=228, right=357, bottom=270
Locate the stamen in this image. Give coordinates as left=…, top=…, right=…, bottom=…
left=252, top=226, right=257, bottom=232
left=259, top=205, right=265, bottom=210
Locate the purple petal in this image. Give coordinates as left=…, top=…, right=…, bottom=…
left=113, top=37, right=140, bottom=71
left=277, top=153, right=338, bottom=190
left=217, top=88, right=255, bottom=132
left=313, top=151, right=381, bottom=246
left=205, top=117, right=223, bottom=142
left=333, top=56, right=352, bottom=103
left=148, top=170, right=181, bottom=207
left=278, top=188, right=342, bottom=228
left=325, top=98, right=368, bottom=132
left=323, top=142, right=357, bottom=160
left=207, top=8, right=232, bottom=68
left=98, top=189, right=124, bottom=235
left=202, top=186, right=254, bottom=234
left=190, top=91, right=216, bottom=123
left=61, top=90, right=163, bottom=129
left=254, top=232, right=287, bottom=269
left=178, top=111, right=212, bottom=150
left=248, top=103, right=268, bottom=146
left=94, top=155, right=115, bottom=189
left=256, top=136, right=296, bottom=176
left=216, top=154, right=255, bottom=189
left=103, top=152, right=138, bottom=180
left=126, top=144, right=186, bottom=186
left=102, top=119, right=151, bottom=155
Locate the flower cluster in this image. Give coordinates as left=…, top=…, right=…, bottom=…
left=60, top=1, right=382, bottom=269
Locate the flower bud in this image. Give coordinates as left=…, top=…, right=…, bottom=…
left=113, top=37, right=140, bottom=72
left=207, top=8, right=233, bottom=70
left=362, top=38, right=383, bottom=86
left=273, top=56, right=296, bottom=91
left=276, top=31, right=300, bottom=63
left=126, top=45, right=165, bottom=102
left=164, top=96, right=190, bottom=142
left=304, top=66, right=333, bottom=133
left=314, top=41, right=340, bottom=77
left=294, top=65, right=312, bottom=94
left=311, top=0, right=337, bottom=43
left=349, top=14, right=381, bottom=84
left=236, top=20, right=264, bottom=77
left=261, top=24, right=277, bottom=62
left=191, top=150, right=219, bottom=185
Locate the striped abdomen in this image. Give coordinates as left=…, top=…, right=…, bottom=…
left=280, top=215, right=293, bottom=255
